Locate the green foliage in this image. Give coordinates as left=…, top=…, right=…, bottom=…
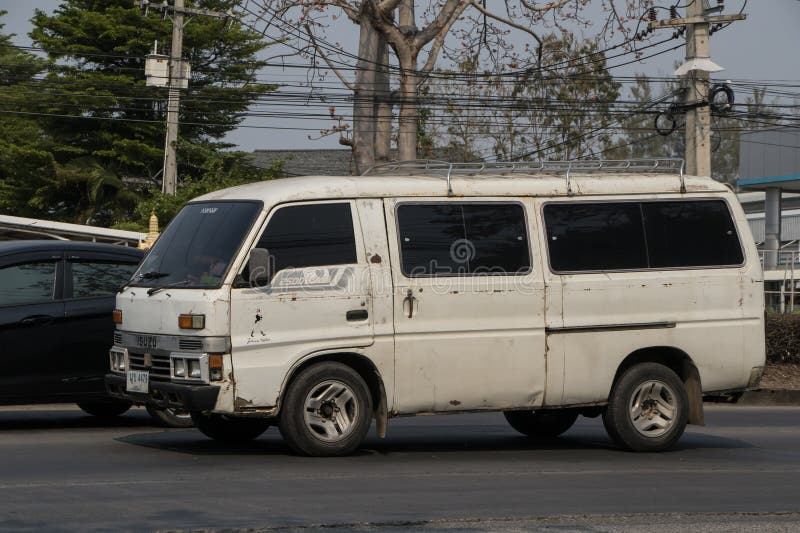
left=0, top=12, right=55, bottom=217
left=607, top=75, right=784, bottom=184
left=430, top=34, right=620, bottom=162
left=605, top=74, right=685, bottom=163
left=134, top=148, right=282, bottom=228
left=4, top=1, right=278, bottom=224
left=514, top=34, right=621, bottom=161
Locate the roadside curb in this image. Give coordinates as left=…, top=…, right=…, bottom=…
left=737, top=388, right=800, bottom=406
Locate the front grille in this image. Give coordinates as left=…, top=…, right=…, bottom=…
left=178, top=338, right=203, bottom=351
left=128, top=352, right=171, bottom=380
left=113, top=332, right=122, bottom=345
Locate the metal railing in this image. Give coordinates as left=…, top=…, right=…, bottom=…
left=761, top=245, right=800, bottom=313
left=361, top=158, right=686, bottom=196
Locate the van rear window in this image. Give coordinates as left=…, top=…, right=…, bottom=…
left=544, top=199, right=743, bottom=272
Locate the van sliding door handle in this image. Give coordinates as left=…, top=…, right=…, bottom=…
left=346, top=309, right=369, bottom=321
left=403, top=288, right=417, bottom=319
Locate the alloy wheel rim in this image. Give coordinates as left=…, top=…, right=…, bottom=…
left=628, top=379, right=677, bottom=438
left=303, top=380, right=359, bottom=442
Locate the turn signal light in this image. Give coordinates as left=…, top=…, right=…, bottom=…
left=209, top=354, right=223, bottom=381
left=112, top=309, right=123, bottom=324
left=178, top=314, right=205, bottom=329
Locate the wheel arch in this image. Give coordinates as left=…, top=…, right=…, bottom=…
left=613, top=346, right=704, bottom=425
left=278, top=351, right=389, bottom=437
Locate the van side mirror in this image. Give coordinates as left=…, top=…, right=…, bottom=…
left=248, top=248, right=272, bottom=287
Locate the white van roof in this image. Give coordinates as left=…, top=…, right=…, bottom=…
left=193, top=159, right=729, bottom=204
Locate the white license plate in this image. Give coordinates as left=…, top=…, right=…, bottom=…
left=126, top=370, right=149, bottom=393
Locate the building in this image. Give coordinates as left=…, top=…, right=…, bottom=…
left=738, top=127, right=800, bottom=311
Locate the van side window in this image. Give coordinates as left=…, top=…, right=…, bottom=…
left=256, top=203, right=357, bottom=273
left=544, top=200, right=743, bottom=272
left=398, top=203, right=530, bottom=276
left=544, top=203, right=647, bottom=272
left=643, top=200, right=744, bottom=267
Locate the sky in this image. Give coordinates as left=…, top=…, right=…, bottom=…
left=1, top=0, right=798, bottom=152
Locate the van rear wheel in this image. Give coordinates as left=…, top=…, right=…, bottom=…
left=190, top=412, right=270, bottom=442
left=279, top=362, right=372, bottom=456
left=602, top=362, right=688, bottom=452
left=504, top=409, right=578, bottom=439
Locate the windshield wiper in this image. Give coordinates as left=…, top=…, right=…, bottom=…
left=117, top=270, right=170, bottom=293
left=147, top=279, right=190, bottom=296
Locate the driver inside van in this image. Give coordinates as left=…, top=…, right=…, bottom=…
left=188, top=253, right=227, bottom=285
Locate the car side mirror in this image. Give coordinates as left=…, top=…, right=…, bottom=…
left=248, top=248, right=272, bottom=287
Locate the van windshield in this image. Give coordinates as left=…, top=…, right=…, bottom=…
left=131, top=201, right=262, bottom=289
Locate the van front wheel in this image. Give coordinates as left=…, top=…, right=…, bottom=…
left=279, top=362, right=372, bottom=456
left=504, top=409, right=578, bottom=439
left=190, top=412, right=270, bottom=442
left=603, top=362, right=688, bottom=452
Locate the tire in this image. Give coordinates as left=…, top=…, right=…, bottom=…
left=190, top=412, right=270, bottom=443
left=602, top=362, right=688, bottom=452
left=146, top=405, right=194, bottom=428
left=279, top=362, right=372, bottom=457
left=504, top=409, right=578, bottom=439
left=77, top=399, right=132, bottom=418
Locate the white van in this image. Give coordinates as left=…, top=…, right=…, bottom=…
left=106, top=159, right=765, bottom=456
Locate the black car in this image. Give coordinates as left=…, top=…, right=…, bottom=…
left=0, top=240, right=188, bottom=425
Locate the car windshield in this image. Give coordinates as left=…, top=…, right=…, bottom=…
left=131, top=201, right=262, bottom=289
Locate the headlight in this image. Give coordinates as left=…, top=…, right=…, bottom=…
left=109, top=347, right=128, bottom=372
left=174, top=359, right=186, bottom=378
left=170, top=354, right=212, bottom=382
left=188, top=359, right=202, bottom=379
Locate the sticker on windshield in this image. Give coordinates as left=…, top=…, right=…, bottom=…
left=200, top=207, right=218, bottom=214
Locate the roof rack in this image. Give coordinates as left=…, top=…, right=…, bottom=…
left=362, top=158, right=686, bottom=196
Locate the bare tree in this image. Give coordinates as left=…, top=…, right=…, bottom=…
left=263, top=0, right=655, bottom=173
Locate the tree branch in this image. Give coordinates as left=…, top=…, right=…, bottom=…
left=469, top=0, right=542, bottom=46
left=377, top=0, right=403, bottom=15
left=330, top=0, right=361, bottom=23
left=414, top=0, right=463, bottom=49
left=518, top=0, right=572, bottom=11
left=304, top=23, right=355, bottom=90
left=419, top=1, right=470, bottom=77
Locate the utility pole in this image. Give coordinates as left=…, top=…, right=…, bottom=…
left=162, top=0, right=184, bottom=196
left=138, top=0, right=230, bottom=195
left=649, top=1, right=746, bottom=177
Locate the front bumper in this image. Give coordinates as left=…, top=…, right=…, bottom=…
left=105, top=374, right=220, bottom=411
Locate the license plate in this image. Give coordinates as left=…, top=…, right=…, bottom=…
left=126, top=370, right=149, bottom=393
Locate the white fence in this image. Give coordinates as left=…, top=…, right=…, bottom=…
left=761, top=246, right=800, bottom=313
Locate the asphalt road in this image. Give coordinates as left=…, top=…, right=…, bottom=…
left=0, top=405, right=798, bottom=532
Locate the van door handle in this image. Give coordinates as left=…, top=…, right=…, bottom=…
left=403, top=288, right=417, bottom=319
left=346, top=309, right=369, bottom=321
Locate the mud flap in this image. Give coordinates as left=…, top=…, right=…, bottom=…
left=682, top=360, right=705, bottom=426
left=374, top=370, right=388, bottom=438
